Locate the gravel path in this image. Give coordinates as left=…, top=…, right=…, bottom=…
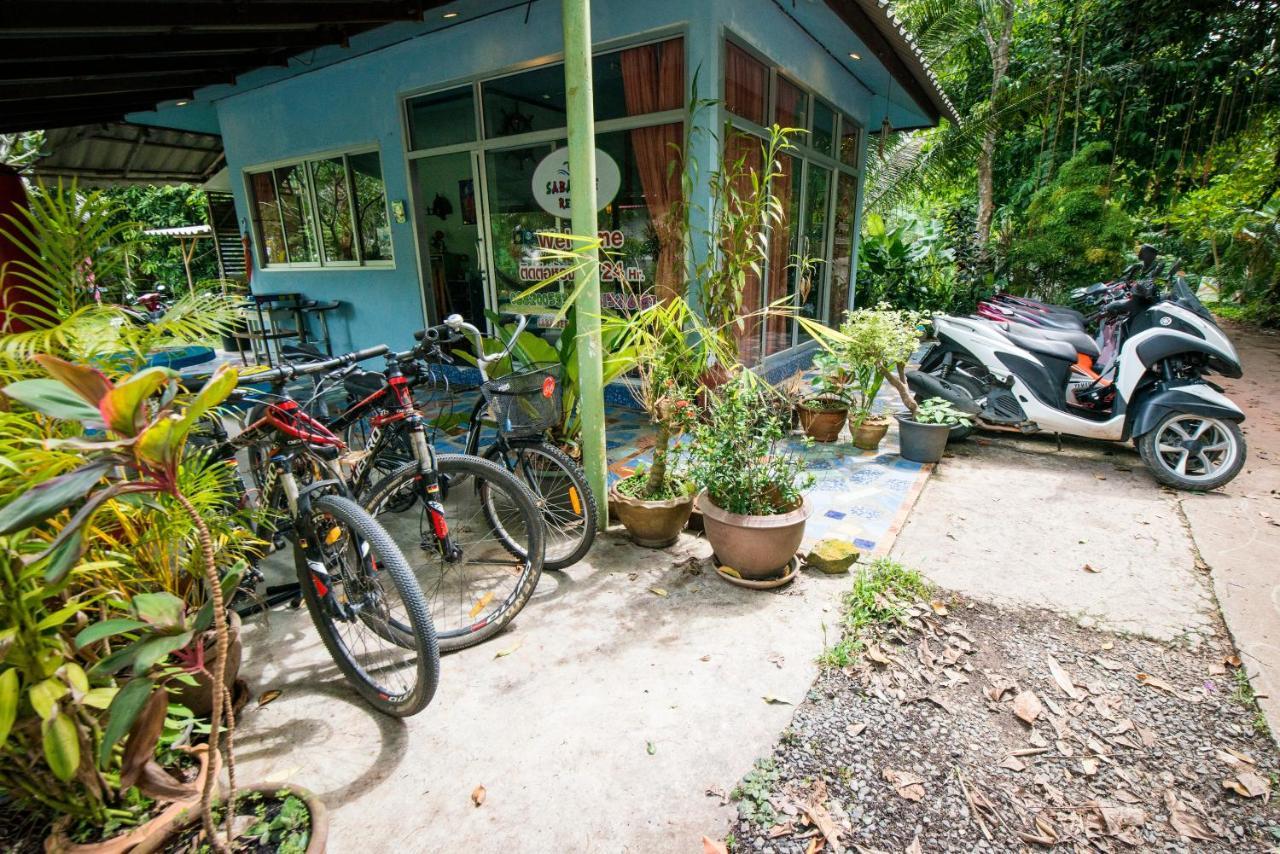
left=723, top=594, right=1280, bottom=853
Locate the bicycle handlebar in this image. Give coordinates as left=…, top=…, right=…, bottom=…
left=237, top=345, right=390, bottom=388
left=413, top=313, right=532, bottom=382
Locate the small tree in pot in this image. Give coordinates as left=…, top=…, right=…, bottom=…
left=687, top=372, right=814, bottom=580
left=897, top=397, right=972, bottom=463
left=834, top=304, right=926, bottom=451
left=797, top=349, right=854, bottom=442
left=607, top=295, right=726, bottom=547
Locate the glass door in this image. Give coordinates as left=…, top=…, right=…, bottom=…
left=796, top=162, right=832, bottom=337
left=484, top=141, right=562, bottom=322
left=410, top=151, right=489, bottom=330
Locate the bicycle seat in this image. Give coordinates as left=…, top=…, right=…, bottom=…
left=343, top=369, right=386, bottom=399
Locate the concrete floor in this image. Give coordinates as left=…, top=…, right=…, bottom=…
left=894, top=321, right=1280, bottom=736
left=234, top=534, right=854, bottom=852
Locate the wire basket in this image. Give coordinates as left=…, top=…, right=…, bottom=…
left=482, top=363, right=562, bottom=439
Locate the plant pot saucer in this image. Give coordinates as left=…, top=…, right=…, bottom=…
left=714, top=555, right=800, bottom=589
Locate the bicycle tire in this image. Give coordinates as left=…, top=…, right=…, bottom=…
left=363, top=455, right=544, bottom=653
left=294, top=494, right=440, bottom=716
left=481, top=440, right=596, bottom=570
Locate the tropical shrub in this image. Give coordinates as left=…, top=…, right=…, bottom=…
left=857, top=211, right=967, bottom=313
left=1006, top=143, right=1133, bottom=300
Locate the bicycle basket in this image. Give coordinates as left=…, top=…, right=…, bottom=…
left=481, top=363, right=562, bottom=439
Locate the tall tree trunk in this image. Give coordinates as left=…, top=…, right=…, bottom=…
left=974, top=0, right=1016, bottom=254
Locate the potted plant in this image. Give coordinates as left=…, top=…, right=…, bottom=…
left=832, top=304, right=927, bottom=451
left=796, top=349, right=852, bottom=442
left=134, top=785, right=329, bottom=853
left=687, top=372, right=814, bottom=580
left=897, top=397, right=973, bottom=463
left=605, top=295, right=724, bottom=547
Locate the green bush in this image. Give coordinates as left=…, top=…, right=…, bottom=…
left=1007, top=143, right=1133, bottom=301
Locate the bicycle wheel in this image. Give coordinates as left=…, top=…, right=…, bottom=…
left=482, top=440, right=596, bottom=570
left=294, top=494, right=440, bottom=716
left=363, top=455, right=544, bottom=653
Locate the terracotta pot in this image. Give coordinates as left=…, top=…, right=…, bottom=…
left=45, top=746, right=219, bottom=854
left=796, top=400, right=848, bottom=443
left=172, top=610, right=243, bottom=718
left=610, top=484, right=695, bottom=548
left=850, top=413, right=891, bottom=451
left=133, top=784, right=328, bottom=854
left=696, top=492, right=811, bottom=580
left=896, top=413, right=951, bottom=463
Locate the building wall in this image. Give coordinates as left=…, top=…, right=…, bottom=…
left=211, top=0, right=898, bottom=353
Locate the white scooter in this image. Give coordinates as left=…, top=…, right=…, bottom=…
left=909, top=277, right=1247, bottom=491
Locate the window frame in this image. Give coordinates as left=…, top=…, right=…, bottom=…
left=720, top=33, right=865, bottom=358
left=244, top=144, right=395, bottom=271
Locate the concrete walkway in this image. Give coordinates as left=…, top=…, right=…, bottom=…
left=893, top=321, right=1280, bottom=737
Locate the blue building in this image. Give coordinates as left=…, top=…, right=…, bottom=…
left=13, top=0, right=954, bottom=368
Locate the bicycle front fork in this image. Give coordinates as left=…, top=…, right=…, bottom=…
left=410, top=427, right=462, bottom=562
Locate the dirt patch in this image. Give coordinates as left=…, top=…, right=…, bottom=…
left=724, top=595, right=1280, bottom=852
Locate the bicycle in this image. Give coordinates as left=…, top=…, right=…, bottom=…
left=286, top=336, right=547, bottom=653
left=433, top=314, right=598, bottom=571
left=198, top=346, right=440, bottom=716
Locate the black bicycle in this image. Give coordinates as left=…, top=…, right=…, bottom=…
left=199, top=347, right=440, bottom=717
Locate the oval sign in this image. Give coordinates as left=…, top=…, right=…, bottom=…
left=531, top=147, right=621, bottom=218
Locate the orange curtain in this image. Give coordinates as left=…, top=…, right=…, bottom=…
left=724, top=131, right=765, bottom=365
left=621, top=40, right=684, bottom=302
left=724, top=42, right=767, bottom=125
left=764, top=153, right=796, bottom=356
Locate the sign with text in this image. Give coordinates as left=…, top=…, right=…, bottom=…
left=531, top=147, right=621, bottom=217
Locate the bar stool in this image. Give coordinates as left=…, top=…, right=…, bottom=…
left=245, top=292, right=301, bottom=368
left=298, top=299, right=343, bottom=356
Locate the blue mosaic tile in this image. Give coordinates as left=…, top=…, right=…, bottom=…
left=854, top=538, right=876, bottom=550
left=824, top=510, right=847, bottom=520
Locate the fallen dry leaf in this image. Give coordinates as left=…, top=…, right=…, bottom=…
left=1224, top=654, right=1242, bottom=668
left=471, top=785, right=486, bottom=807
left=493, top=640, right=521, bottom=658
left=1082, top=563, right=1101, bottom=573
left=700, top=654, right=711, bottom=662
left=705, top=785, right=728, bottom=804
left=985, top=673, right=1017, bottom=702
left=701, top=837, right=729, bottom=854
left=865, top=644, right=892, bottom=666
left=846, top=722, right=867, bottom=737
left=1223, top=771, right=1271, bottom=800
left=1165, top=790, right=1216, bottom=841
left=762, top=695, right=792, bottom=705
left=883, top=768, right=926, bottom=801
left=801, top=787, right=844, bottom=854
left=1047, top=654, right=1083, bottom=700
left=257, top=689, right=282, bottom=708
left=1012, top=689, right=1044, bottom=724
left=627, top=572, right=639, bottom=581
left=1101, top=640, right=1114, bottom=650
left=1099, top=804, right=1147, bottom=845
left=999, top=755, right=1026, bottom=772
left=929, top=599, right=949, bottom=616
left=649, top=587, right=668, bottom=597
left=1081, top=757, right=1100, bottom=776
left=905, top=836, right=923, bottom=854
left=768, top=653, right=786, bottom=669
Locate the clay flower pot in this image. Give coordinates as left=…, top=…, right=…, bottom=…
left=850, top=413, right=891, bottom=451
left=796, top=398, right=848, bottom=443
left=45, top=745, right=219, bottom=854
left=610, top=484, right=695, bottom=548
left=133, top=784, right=329, bottom=854
left=172, top=610, right=243, bottom=718
left=696, top=492, right=811, bottom=580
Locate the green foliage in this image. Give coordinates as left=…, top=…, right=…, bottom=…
left=102, top=184, right=220, bottom=297
left=1007, top=143, right=1133, bottom=298
left=857, top=211, right=967, bottom=313
left=819, top=558, right=931, bottom=668
left=686, top=372, right=813, bottom=516
left=807, top=348, right=855, bottom=407
left=834, top=303, right=926, bottom=415
left=731, top=758, right=780, bottom=826
left=910, top=397, right=973, bottom=426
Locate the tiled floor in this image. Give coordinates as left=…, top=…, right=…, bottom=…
left=424, top=384, right=932, bottom=557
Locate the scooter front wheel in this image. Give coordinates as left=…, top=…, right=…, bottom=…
left=1137, top=412, right=1246, bottom=491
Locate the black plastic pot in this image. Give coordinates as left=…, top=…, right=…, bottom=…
left=896, top=413, right=951, bottom=463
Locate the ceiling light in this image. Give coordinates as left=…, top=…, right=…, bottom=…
left=442, top=11, right=459, bottom=18
left=175, top=100, right=190, bottom=106
left=849, top=52, right=861, bottom=61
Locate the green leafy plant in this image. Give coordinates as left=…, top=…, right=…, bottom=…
left=804, top=348, right=855, bottom=411
left=909, top=396, right=973, bottom=426
left=819, top=558, right=930, bottom=667
left=731, top=758, right=780, bottom=826
left=0, top=357, right=242, bottom=851
left=686, top=371, right=813, bottom=516
left=833, top=303, right=927, bottom=417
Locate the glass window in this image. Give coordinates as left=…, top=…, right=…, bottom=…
left=724, top=41, right=767, bottom=125
left=483, top=64, right=566, bottom=139
left=840, top=114, right=860, bottom=168
left=249, top=171, right=287, bottom=265
left=407, top=85, right=476, bottom=150
left=764, top=152, right=802, bottom=357
left=798, top=163, right=832, bottom=328
left=273, top=164, right=318, bottom=263
left=812, top=100, right=836, bottom=157
left=774, top=76, right=808, bottom=130
left=247, top=149, right=392, bottom=268
left=349, top=151, right=392, bottom=262
left=310, top=157, right=357, bottom=263
left=829, top=173, right=856, bottom=318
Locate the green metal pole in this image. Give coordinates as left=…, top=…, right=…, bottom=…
left=562, top=0, right=607, bottom=528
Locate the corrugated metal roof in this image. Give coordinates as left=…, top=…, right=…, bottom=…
left=28, top=123, right=224, bottom=187
left=143, top=224, right=213, bottom=238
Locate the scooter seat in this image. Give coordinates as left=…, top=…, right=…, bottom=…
left=1002, top=330, right=1079, bottom=363
left=1004, top=322, right=1099, bottom=360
